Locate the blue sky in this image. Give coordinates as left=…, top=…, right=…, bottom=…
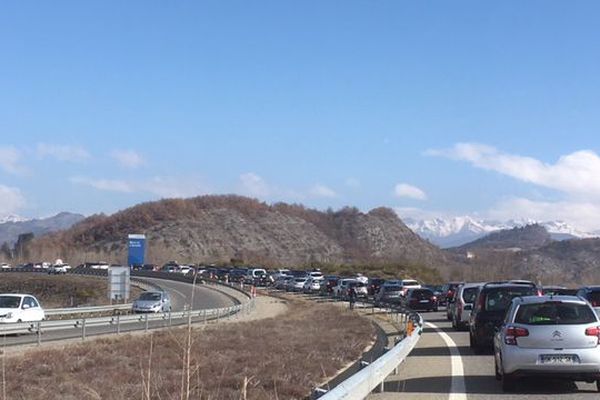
left=1, top=1, right=600, bottom=229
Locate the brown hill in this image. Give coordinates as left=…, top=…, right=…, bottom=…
left=23, top=195, right=453, bottom=271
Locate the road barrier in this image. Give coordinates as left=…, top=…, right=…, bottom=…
left=0, top=298, right=256, bottom=345
left=314, top=307, right=424, bottom=400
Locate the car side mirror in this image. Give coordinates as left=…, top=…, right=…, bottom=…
left=22, top=304, right=30, bottom=309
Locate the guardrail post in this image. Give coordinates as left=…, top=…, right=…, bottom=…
left=116, top=314, right=121, bottom=335
left=216, top=308, right=220, bottom=323
left=380, top=380, right=385, bottom=393
left=168, top=310, right=172, bottom=327
left=145, top=314, right=149, bottom=332
left=36, top=322, right=41, bottom=345
left=82, top=319, right=86, bottom=340
left=203, top=309, right=207, bottom=324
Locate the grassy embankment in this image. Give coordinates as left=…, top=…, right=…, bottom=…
left=0, top=273, right=142, bottom=308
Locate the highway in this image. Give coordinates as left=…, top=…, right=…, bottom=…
left=369, top=309, right=599, bottom=400
left=0, top=277, right=240, bottom=347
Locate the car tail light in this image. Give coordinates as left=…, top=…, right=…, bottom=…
left=585, top=326, right=600, bottom=344
left=432, top=296, right=437, bottom=302
left=504, top=326, right=529, bottom=345
left=536, top=289, right=543, bottom=296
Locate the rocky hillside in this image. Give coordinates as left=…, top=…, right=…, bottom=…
left=23, top=195, right=453, bottom=269
left=512, top=238, right=600, bottom=284
left=451, top=224, right=553, bottom=254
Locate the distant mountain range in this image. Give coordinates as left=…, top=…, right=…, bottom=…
left=403, top=216, right=598, bottom=248
left=23, top=195, right=455, bottom=270
left=0, top=212, right=85, bottom=246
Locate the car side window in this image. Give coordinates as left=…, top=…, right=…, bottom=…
left=22, top=297, right=32, bottom=308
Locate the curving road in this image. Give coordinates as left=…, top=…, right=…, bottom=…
left=0, top=277, right=239, bottom=347
left=369, top=309, right=599, bottom=400
left=141, top=278, right=239, bottom=311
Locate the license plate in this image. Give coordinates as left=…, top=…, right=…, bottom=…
left=540, top=355, right=575, bottom=364
left=419, top=300, right=429, bottom=303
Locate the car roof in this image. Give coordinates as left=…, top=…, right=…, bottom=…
left=0, top=293, right=32, bottom=297
left=513, top=295, right=587, bottom=305
left=581, top=286, right=600, bottom=291
left=460, top=282, right=486, bottom=289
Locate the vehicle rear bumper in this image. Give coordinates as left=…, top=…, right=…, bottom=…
left=502, top=346, right=600, bottom=376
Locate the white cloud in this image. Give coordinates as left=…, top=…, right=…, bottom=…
left=37, top=143, right=90, bottom=162
left=309, top=184, right=337, bottom=198
left=0, top=146, right=25, bottom=175
left=426, top=143, right=600, bottom=200
left=487, top=197, right=600, bottom=232
left=394, top=183, right=427, bottom=200
left=239, top=173, right=272, bottom=198
left=144, top=177, right=209, bottom=198
left=0, top=184, right=26, bottom=215
left=110, top=149, right=145, bottom=169
left=70, top=177, right=134, bottom=193
left=71, top=175, right=210, bottom=199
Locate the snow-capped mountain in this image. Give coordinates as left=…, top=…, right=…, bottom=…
left=401, top=216, right=598, bottom=248
left=0, top=214, right=26, bottom=224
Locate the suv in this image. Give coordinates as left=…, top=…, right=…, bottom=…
left=375, top=284, right=404, bottom=307
left=576, top=287, right=600, bottom=316
left=404, top=288, right=438, bottom=312
left=469, top=281, right=539, bottom=353
left=494, top=296, right=600, bottom=392
left=452, top=283, right=484, bottom=331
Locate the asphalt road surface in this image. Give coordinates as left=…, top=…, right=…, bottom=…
left=369, top=308, right=599, bottom=400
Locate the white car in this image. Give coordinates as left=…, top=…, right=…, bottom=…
left=0, top=294, right=45, bottom=323
left=303, top=277, right=321, bottom=293
left=48, top=264, right=71, bottom=274
left=0, top=263, right=10, bottom=269
left=290, top=277, right=308, bottom=292
left=179, top=265, right=193, bottom=275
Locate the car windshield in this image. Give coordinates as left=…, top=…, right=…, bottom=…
left=0, top=296, right=20, bottom=308
left=139, top=293, right=162, bottom=301
left=485, top=287, right=536, bottom=312
left=403, top=280, right=419, bottom=286
left=515, top=302, right=597, bottom=325
left=462, top=287, right=479, bottom=303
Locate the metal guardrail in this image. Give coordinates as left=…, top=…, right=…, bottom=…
left=316, top=311, right=423, bottom=400
left=45, top=303, right=133, bottom=316
left=0, top=299, right=256, bottom=345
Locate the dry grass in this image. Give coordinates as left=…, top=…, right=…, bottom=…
left=0, top=273, right=142, bottom=308
left=2, top=299, right=374, bottom=399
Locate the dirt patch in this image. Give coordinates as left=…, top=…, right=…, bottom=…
left=0, top=273, right=143, bottom=308
left=1, top=297, right=374, bottom=399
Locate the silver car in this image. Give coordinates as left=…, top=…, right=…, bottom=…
left=494, top=296, right=600, bottom=392
left=452, top=282, right=484, bottom=331
left=132, top=291, right=171, bottom=313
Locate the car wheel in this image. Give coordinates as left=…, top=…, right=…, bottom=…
left=596, top=380, right=600, bottom=392
left=469, top=332, right=475, bottom=348
left=501, top=373, right=516, bottom=392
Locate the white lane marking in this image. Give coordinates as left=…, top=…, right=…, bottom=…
left=426, top=322, right=468, bottom=400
